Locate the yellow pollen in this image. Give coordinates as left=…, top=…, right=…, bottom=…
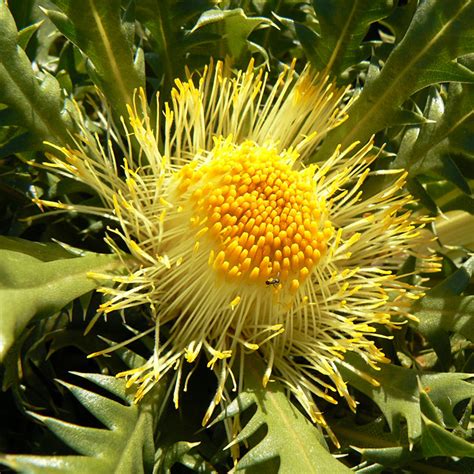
left=229, top=296, right=241, bottom=309
left=177, top=140, right=334, bottom=291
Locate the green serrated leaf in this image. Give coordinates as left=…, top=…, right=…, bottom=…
left=44, top=0, right=144, bottom=120
left=71, top=372, right=133, bottom=404
left=407, top=177, right=439, bottom=214
left=390, top=108, right=430, bottom=126
left=414, top=294, right=474, bottom=366
left=314, top=0, right=474, bottom=161
left=394, top=84, right=474, bottom=191
left=418, top=379, right=446, bottom=426
left=175, top=451, right=216, bottom=473
left=56, top=379, right=132, bottom=429
left=0, top=130, right=44, bottom=158
left=355, top=445, right=416, bottom=468
left=356, top=411, right=474, bottom=465
left=0, top=236, right=120, bottom=361
left=354, top=463, right=385, bottom=474
left=0, top=3, right=71, bottom=146
left=0, top=372, right=164, bottom=473
left=332, top=415, right=398, bottom=451
left=154, top=441, right=201, bottom=473
left=0, top=236, right=78, bottom=261
left=425, top=179, right=474, bottom=214
left=193, top=8, right=273, bottom=62
left=380, top=0, right=418, bottom=44
left=307, top=0, right=396, bottom=77
left=215, top=355, right=351, bottom=473
left=17, top=21, right=42, bottom=49
left=420, top=414, right=474, bottom=458
left=429, top=255, right=474, bottom=296
left=419, top=372, right=474, bottom=428
left=337, top=353, right=422, bottom=442
left=338, top=353, right=474, bottom=443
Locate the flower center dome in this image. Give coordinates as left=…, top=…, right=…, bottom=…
left=176, top=139, right=334, bottom=294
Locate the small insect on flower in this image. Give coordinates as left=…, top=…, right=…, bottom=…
left=265, top=276, right=281, bottom=287
left=42, top=58, right=439, bottom=445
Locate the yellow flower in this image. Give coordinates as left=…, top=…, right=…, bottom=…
left=42, top=60, right=438, bottom=444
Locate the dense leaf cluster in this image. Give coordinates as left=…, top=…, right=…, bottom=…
left=0, top=1, right=473, bottom=472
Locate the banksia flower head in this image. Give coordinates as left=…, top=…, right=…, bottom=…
left=42, top=60, right=438, bottom=442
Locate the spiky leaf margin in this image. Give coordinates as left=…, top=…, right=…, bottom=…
left=0, top=372, right=165, bottom=473
left=213, top=356, right=351, bottom=472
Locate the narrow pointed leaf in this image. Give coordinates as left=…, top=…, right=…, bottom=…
left=29, top=413, right=117, bottom=457
left=420, top=414, right=474, bottom=458
left=56, top=380, right=132, bottom=431
left=70, top=372, right=132, bottom=403
left=0, top=455, right=104, bottom=473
